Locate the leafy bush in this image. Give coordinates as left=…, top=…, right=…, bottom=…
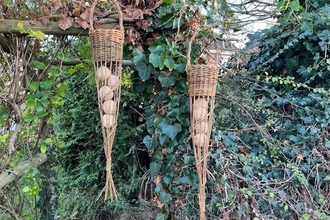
left=53, top=39, right=149, bottom=219
left=212, top=1, right=330, bottom=218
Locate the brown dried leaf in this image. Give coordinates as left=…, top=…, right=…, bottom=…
left=80, top=9, right=90, bottom=21
left=141, top=20, right=152, bottom=31
left=42, top=5, right=50, bottom=16
left=58, top=17, right=73, bottom=30
left=20, top=11, right=28, bottom=17
left=29, top=19, right=37, bottom=25
left=132, top=9, right=143, bottom=19
left=144, top=9, right=153, bottom=16
left=93, top=21, right=102, bottom=30
left=146, top=37, right=154, bottom=45
left=72, top=5, right=82, bottom=17
left=51, top=0, right=62, bottom=10
left=238, top=145, right=250, bottom=156
left=76, top=17, right=90, bottom=29
left=40, top=16, right=50, bottom=26
left=136, top=20, right=142, bottom=29
left=154, top=174, right=162, bottom=185
left=152, top=32, right=160, bottom=40
left=137, top=45, right=144, bottom=52
left=297, top=153, right=304, bottom=160
left=154, top=195, right=165, bottom=209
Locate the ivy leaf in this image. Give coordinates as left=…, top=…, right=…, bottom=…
left=149, top=45, right=164, bottom=55
left=133, top=48, right=144, bottom=64
left=149, top=52, right=166, bottom=69
left=143, top=135, right=156, bottom=150
left=158, top=134, right=167, bottom=145
left=297, top=125, right=306, bottom=135
left=303, top=41, right=316, bottom=54
left=136, top=63, right=153, bottom=81
left=159, top=191, right=172, bottom=203
left=150, top=161, right=161, bottom=177
left=133, top=81, right=147, bottom=93
left=172, top=17, right=184, bottom=29
left=154, top=183, right=163, bottom=194
left=158, top=121, right=181, bottom=139
left=289, top=0, right=300, bottom=11
left=149, top=53, right=161, bottom=68
left=158, top=71, right=177, bottom=87
left=300, top=22, right=313, bottom=37
left=164, top=57, right=175, bottom=70
left=277, top=0, right=286, bottom=9
left=159, top=53, right=167, bottom=69
left=155, top=214, right=166, bottom=220
left=32, top=61, right=46, bottom=70
left=177, top=176, right=192, bottom=185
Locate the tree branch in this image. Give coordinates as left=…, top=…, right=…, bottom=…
left=0, top=153, right=48, bottom=190
left=0, top=19, right=117, bottom=36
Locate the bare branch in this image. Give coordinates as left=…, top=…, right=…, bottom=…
left=0, top=153, right=48, bottom=190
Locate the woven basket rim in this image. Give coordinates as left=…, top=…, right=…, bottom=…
left=187, top=64, right=219, bottom=70
left=89, top=28, right=125, bottom=46
left=89, top=29, right=124, bottom=33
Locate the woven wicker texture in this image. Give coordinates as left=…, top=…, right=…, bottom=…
left=90, top=25, right=124, bottom=201
left=90, top=29, right=124, bottom=63
left=91, top=29, right=123, bottom=201
left=187, top=64, right=218, bottom=97
left=187, top=64, right=219, bottom=220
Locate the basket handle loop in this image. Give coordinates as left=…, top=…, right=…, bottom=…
left=186, top=29, right=220, bottom=71
left=89, top=0, right=97, bottom=31
left=186, top=30, right=199, bottom=72
left=110, top=0, right=124, bottom=32
left=89, top=0, right=124, bottom=32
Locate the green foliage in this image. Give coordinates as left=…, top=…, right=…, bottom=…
left=53, top=38, right=149, bottom=219
left=53, top=64, right=106, bottom=219
left=216, top=1, right=330, bottom=218
left=13, top=22, right=45, bottom=41
left=5, top=0, right=330, bottom=219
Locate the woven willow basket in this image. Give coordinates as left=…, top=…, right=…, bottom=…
left=187, top=64, right=218, bottom=220
left=89, top=0, right=124, bottom=201
left=90, top=29, right=124, bottom=63
left=187, top=64, right=218, bottom=97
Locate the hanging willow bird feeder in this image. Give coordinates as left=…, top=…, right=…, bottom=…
left=186, top=30, right=219, bottom=220
left=89, top=0, right=124, bottom=201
